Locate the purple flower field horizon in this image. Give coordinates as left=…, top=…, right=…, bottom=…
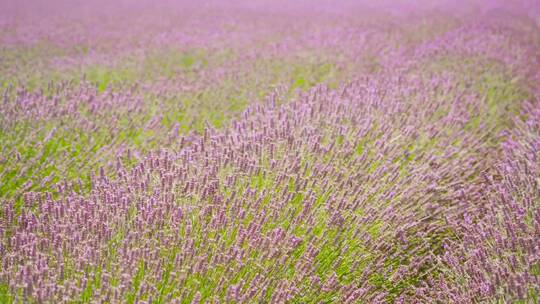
left=1, top=1, right=539, bottom=303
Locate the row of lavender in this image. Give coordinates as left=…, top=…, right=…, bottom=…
left=1, top=1, right=540, bottom=303
left=427, top=102, right=540, bottom=302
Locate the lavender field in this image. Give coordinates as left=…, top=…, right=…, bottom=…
left=1, top=0, right=539, bottom=303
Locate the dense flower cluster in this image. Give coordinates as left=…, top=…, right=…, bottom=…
left=1, top=0, right=539, bottom=303
left=426, top=102, right=540, bottom=302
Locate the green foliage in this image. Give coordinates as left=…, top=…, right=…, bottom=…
left=0, top=283, right=14, bottom=304
left=125, top=260, right=146, bottom=304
